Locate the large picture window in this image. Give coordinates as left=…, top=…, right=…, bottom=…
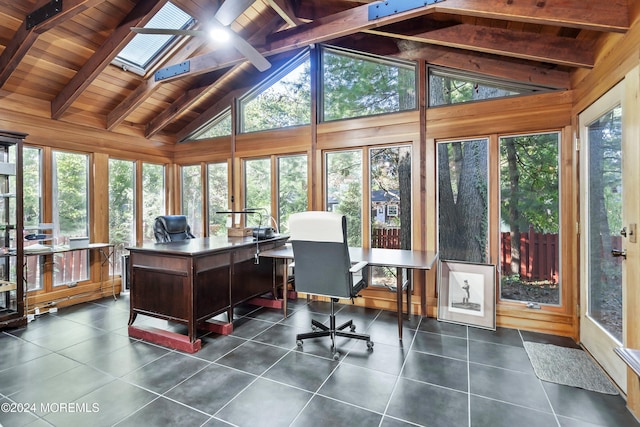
left=370, top=145, right=412, bottom=288
left=52, top=151, right=89, bottom=287
left=499, top=133, right=561, bottom=305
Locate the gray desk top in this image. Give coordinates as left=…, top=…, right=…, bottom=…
left=260, top=243, right=438, bottom=270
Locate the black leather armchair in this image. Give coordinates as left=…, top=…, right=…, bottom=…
left=153, top=215, right=195, bottom=243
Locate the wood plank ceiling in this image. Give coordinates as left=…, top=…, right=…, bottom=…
left=0, top=0, right=630, bottom=144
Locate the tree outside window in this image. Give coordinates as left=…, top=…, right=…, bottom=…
left=326, top=150, right=362, bottom=247
left=52, top=151, right=89, bottom=286
left=182, top=165, right=202, bottom=236
left=499, top=133, right=560, bottom=305
left=278, top=155, right=307, bottom=233
left=109, top=159, right=135, bottom=275
left=142, top=163, right=165, bottom=243
left=244, top=158, right=272, bottom=228
left=208, top=162, right=229, bottom=236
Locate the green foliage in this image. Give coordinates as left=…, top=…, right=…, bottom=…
left=242, top=60, right=311, bottom=133
left=193, top=112, right=232, bottom=140
left=108, top=159, right=134, bottom=246
left=278, top=155, right=307, bottom=233
left=428, top=70, right=536, bottom=107
left=500, top=133, right=560, bottom=233
left=323, top=49, right=416, bottom=121
left=326, top=151, right=362, bottom=247
left=182, top=165, right=202, bottom=236
left=53, top=151, right=88, bottom=237
left=245, top=158, right=272, bottom=226
left=142, top=163, right=165, bottom=242
left=23, top=147, right=41, bottom=226
left=208, top=162, right=228, bottom=236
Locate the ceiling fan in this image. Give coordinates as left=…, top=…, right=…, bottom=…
left=130, top=0, right=271, bottom=72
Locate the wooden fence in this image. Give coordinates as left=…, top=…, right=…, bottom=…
left=501, top=226, right=559, bottom=283
left=372, top=227, right=401, bottom=249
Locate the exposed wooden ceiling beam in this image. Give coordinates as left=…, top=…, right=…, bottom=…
left=107, top=35, right=206, bottom=131
left=155, top=0, right=627, bottom=82
left=436, top=0, right=628, bottom=33
left=176, top=88, right=244, bottom=142
left=0, top=0, right=104, bottom=89
left=396, top=43, right=570, bottom=89
left=135, top=15, right=286, bottom=136
left=51, top=0, right=169, bottom=120
left=148, top=48, right=298, bottom=138
left=368, top=23, right=595, bottom=68
left=145, top=73, right=222, bottom=138
left=266, top=0, right=303, bottom=27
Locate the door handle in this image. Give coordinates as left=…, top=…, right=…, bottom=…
left=611, top=249, right=627, bottom=259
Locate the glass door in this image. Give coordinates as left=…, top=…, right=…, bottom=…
left=579, top=81, right=626, bottom=391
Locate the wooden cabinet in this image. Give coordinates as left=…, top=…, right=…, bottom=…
left=0, top=130, right=25, bottom=330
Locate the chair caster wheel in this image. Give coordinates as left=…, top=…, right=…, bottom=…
left=350, top=325, right=356, bottom=332
left=333, top=352, right=340, bottom=360
left=296, top=340, right=303, bottom=348
left=366, top=341, right=374, bottom=350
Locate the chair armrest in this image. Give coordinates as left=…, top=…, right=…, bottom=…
left=349, top=261, right=368, bottom=273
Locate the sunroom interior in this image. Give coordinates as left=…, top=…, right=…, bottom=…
left=1, top=0, right=640, bottom=424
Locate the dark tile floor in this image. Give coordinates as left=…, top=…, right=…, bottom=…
left=0, top=294, right=638, bottom=427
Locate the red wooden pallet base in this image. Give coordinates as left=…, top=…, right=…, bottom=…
left=128, top=325, right=202, bottom=354
left=198, top=319, right=234, bottom=335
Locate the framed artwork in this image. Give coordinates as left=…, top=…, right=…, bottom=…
left=437, top=260, right=496, bottom=330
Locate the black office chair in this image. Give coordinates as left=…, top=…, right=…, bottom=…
left=289, top=211, right=373, bottom=359
left=153, top=215, right=195, bottom=243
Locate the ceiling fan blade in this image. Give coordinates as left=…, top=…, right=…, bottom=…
left=130, top=27, right=205, bottom=37
left=229, top=32, right=271, bottom=72
left=215, top=0, right=255, bottom=26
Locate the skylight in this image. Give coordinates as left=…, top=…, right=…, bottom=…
left=113, top=2, right=195, bottom=76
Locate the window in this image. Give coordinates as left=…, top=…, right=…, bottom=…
left=182, top=165, right=202, bottom=236
left=187, top=110, right=232, bottom=141
left=109, top=159, right=135, bottom=275
left=113, top=2, right=195, bottom=76
left=244, top=158, right=272, bottom=227
left=240, top=53, right=311, bottom=133
left=499, top=133, right=560, bottom=305
left=326, top=150, right=362, bottom=246
left=277, top=155, right=308, bottom=233
left=437, top=139, right=489, bottom=263
left=23, top=147, right=43, bottom=291
left=370, top=146, right=412, bottom=288
left=208, top=162, right=229, bottom=236
left=428, top=67, right=550, bottom=107
left=52, top=151, right=89, bottom=287
left=142, top=163, right=165, bottom=243
left=322, top=46, right=416, bottom=122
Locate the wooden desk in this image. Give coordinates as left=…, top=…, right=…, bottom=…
left=260, top=244, right=438, bottom=340
left=127, top=236, right=287, bottom=353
